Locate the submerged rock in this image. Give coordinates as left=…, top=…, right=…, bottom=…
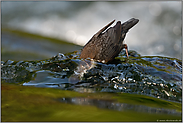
left=1, top=50, right=182, bottom=102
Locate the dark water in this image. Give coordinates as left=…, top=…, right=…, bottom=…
left=2, top=2, right=182, bottom=117
left=1, top=50, right=182, bottom=103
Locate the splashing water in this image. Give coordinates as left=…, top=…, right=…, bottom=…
left=1, top=50, right=182, bottom=102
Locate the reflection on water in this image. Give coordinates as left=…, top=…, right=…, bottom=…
left=58, top=97, right=181, bottom=116
left=23, top=70, right=69, bottom=88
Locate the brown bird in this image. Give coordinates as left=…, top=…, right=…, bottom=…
left=80, top=18, right=139, bottom=63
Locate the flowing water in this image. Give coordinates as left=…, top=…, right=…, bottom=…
left=1, top=50, right=182, bottom=104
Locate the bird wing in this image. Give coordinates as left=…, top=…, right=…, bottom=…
left=99, top=21, right=122, bottom=62
left=80, top=20, right=115, bottom=59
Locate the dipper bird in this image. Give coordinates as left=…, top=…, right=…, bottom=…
left=80, top=18, right=139, bottom=63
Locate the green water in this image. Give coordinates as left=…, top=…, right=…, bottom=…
left=1, top=29, right=182, bottom=122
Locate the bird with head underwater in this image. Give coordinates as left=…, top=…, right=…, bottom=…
left=80, top=18, right=139, bottom=63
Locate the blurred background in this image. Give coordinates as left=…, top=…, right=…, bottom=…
left=1, top=1, right=182, bottom=61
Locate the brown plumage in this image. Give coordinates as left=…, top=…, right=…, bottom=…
left=80, top=18, right=139, bottom=63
